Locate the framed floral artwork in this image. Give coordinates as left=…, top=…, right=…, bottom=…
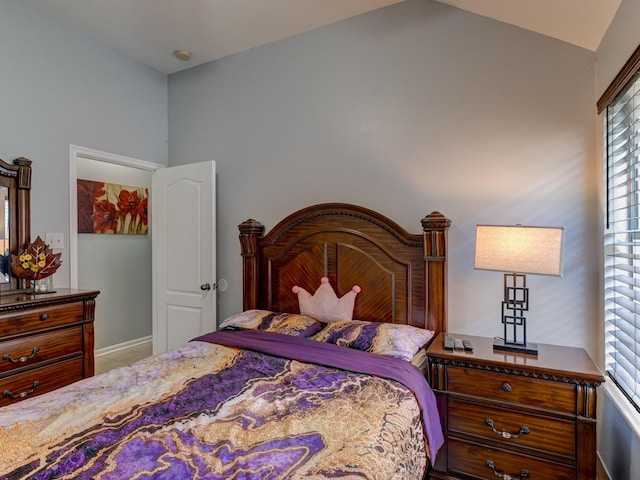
left=77, top=179, right=148, bottom=234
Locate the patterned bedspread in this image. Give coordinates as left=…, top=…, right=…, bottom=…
left=0, top=330, right=442, bottom=479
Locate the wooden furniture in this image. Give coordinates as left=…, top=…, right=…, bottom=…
left=1, top=204, right=448, bottom=479
left=427, top=332, right=605, bottom=480
left=238, top=203, right=451, bottom=332
left=0, top=289, right=99, bottom=407
left=0, top=158, right=100, bottom=407
left=0, top=157, right=32, bottom=293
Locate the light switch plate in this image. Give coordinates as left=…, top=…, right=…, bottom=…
left=45, top=232, right=64, bottom=250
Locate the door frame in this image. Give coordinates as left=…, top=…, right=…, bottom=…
left=68, top=144, right=164, bottom=288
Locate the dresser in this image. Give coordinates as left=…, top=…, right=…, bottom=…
left=427, top=332, right=605, bottom=480
left=0, top=289, right=99, bottom=407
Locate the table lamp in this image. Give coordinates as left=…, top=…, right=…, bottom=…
left=474, top=224, right=564, bottom=355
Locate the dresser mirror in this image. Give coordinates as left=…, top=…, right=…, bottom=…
left=0, top=157, right=32, bottom=292
left=0, top=185, right=9, bottom=283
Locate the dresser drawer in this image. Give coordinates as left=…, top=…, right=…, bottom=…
left=0, top=302, right=85, bottom=337
left=447, top=366, right=576, bottom=413
left=0, top=327, right=83, bottom=374
left=448, top=398, right=575, bottom=458
left=448, top=437, right=576, bottom=480
left=0, top=357, right=84, bottom=407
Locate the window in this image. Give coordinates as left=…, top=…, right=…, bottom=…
left=601, top=45, right=640, bottom=413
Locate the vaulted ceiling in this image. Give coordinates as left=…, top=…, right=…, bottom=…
left=20, top=0, right=621, bottom=74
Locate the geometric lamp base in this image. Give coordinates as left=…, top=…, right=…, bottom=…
left=497, top=273, right=538, bottom=356
left=493, top=337, right=538, bottom=355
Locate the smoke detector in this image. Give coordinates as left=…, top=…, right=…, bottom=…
left=173, top=50, right=192, bottom=61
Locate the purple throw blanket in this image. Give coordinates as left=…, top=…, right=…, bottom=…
left=195, top=329, right=444, bottom=463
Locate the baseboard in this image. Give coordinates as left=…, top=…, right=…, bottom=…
left=95, top=336, right=152, bottom=357
left=597, top=452, right=611, bottom=480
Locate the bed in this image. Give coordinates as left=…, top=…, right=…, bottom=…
left=0, top=203, right=451, bottom=480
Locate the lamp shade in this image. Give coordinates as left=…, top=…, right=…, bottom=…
left=474, top=225, right=565, bottom=276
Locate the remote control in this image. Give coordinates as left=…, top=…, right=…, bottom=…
left=462, top=339, right=473, bottom=351
left=444, top=335, right=455, bottom=350
left=454, top=338, right=464, bottom=350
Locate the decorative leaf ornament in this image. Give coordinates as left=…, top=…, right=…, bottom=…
left=11, top=236, right=62, bottom=280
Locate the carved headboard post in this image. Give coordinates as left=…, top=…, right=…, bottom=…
left=421, top=211, right=451, bottom=333
left=238, top=219, right=265, bottom=311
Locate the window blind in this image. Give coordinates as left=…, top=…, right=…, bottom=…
left=605, top=71, right=640, bottom=413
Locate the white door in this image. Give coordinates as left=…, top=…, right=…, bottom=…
left=152, top=161, right=216, bottom=354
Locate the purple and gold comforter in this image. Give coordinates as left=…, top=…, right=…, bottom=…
left=0, top=330, right=442, bottom=479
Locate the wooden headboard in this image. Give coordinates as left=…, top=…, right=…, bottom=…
left=238, top=203, right=451, bottom=333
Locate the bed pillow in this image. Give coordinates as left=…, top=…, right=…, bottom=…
left=219, top=309, right=324, bottom=337
left=311, top=319, right=435, bottom=362
left=292, top=277, right=361, bottom=323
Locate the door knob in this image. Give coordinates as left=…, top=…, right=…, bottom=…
left=200, top=283, right=211, bottom=291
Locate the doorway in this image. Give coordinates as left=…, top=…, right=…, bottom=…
left=69, top=145, right=164, bottom=351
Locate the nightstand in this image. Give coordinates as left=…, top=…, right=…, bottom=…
left=427, top=332, right=605, bottom=480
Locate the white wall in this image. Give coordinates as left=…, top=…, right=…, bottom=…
left=0, top=0, right=167, bottom=347
left=0, top=0, right=168, bottom=292
left=595, top=1, right=640, bottom=478
left=168, top=0, right=599, bottom=356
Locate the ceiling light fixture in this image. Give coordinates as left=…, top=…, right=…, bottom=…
left=173, top=50, right=192, bottom=61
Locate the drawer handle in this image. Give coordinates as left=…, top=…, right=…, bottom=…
left=501, top=382, right=512, bottom=393
left=3, top=381, right=40, bottom=399
left=2, top=347, right=40, bottom=363
left=485, top=418, right=530, bottom=439
left=486, top=460, right=531, bottom=479
left=40, top=313, right=49, bottom=321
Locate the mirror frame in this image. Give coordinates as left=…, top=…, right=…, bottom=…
left=0, top=157, right=31, bottom=292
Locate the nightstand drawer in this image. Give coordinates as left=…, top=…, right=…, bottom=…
left=0, top=357, right=84, bottom=407
left=448, top=437, right=576, bottom=480
left=448, top=398, right=575, bottom=457
left=447, top=366, right=576, bottom=413
left=0, top=327, right=83, bottom=374
left=0, top=302, right=85, bottom=337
